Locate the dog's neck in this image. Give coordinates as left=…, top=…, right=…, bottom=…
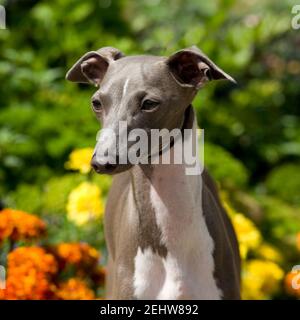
left=130, top=105, right=198, bottom=204
left=129, top=105, right=199, bottom=211
left=129, top=107, right=221, bottom=299
left=129, top=106, right=200, bottom=256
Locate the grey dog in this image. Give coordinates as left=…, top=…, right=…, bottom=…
left=66, top=46, right=240, bottom=300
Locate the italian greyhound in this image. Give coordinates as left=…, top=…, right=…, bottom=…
left=66, top=46, right=240, bottom=299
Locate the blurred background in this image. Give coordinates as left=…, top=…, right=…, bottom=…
left=0, top=0, right=300, bottom=300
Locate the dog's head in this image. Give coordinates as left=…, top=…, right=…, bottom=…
left=66, top=46, right=235, bottom=174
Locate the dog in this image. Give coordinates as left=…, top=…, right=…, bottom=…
left=66, top=46, right=240, bottom=299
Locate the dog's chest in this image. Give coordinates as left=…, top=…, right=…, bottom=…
left=132, top=165, right=222, bottom=299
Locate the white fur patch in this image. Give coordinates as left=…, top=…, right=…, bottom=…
left=133, top=247, right=165, bottom=299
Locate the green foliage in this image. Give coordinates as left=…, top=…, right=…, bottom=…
left=255, top=194, right=300, bottom=248
left=42, top=174, right=86, bottom=215
left=265, top=163, right=300, bottom=206
left=92, top=174, right=112, bottom=197
left=5, top=184, right=43, bottom=214
left=44, top=214, right=105, bottom=250
left=1, top=0, right=299, bottom=193
left=204, top=142, right=249, bottom=188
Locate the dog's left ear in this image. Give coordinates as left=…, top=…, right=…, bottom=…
left=66, top=47, right=124, bottom=85
left=166, top=46, right=236, bottom=89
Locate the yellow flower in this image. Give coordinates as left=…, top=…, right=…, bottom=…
left=231, top=213, right=261, bottom=259
left=65, top=148, right=94, bottom=174
left=66, top=182, right=104, bottom=226
left=256, top=243, right=283, bottom=263
left=242, top=259, right=284, bottom=300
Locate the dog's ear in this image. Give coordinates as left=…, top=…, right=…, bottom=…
left=166, top=46, right=236, bottom=89
left=66, top=47, right=124, bottom=85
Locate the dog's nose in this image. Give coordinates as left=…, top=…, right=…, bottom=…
left=91, top=156, right=118, bottom=174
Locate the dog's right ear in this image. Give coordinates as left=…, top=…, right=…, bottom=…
left=66, top=47, right=124, bottom=86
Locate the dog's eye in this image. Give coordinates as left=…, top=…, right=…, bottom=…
left=92, top=99, right=102, bottom=112
left=141, top=99, right=159, bottom=112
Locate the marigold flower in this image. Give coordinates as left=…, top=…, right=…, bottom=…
left=242, top=259, right=284, bottom=300
left=66, top=182, right=104, bottom=226
left=53, top=242, right=100, bottom=269
left=2, top=247, right=57, bottom=300
left=284, top=269, right=300, bottom=298
left=231, top=213, right=261, bottom=259
left=55, top=278, right=95, bottom=300
left=65, top=148, right=94, bottom=174
left=0, top=209, right=46, bottom=243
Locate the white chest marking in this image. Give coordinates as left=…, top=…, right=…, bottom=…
left=133, top=247, right=165, bottom=299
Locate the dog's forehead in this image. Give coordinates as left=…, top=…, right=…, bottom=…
left=114, top=55, right=166, bottom=69
left=102, top=55, right=170, bottom=88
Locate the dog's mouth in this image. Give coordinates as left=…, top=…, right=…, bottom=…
left=91, top=161, right=133, bottom=175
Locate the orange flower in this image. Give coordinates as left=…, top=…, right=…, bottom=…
left=52, top=243, right=100, bottom=270
left=2, top=247, right=57, bottom=300
left=55, top=278, right=95, bottom=300
left=285, top=269, right=300, bottom=298
left=0, top=209, right=46, bottom=242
